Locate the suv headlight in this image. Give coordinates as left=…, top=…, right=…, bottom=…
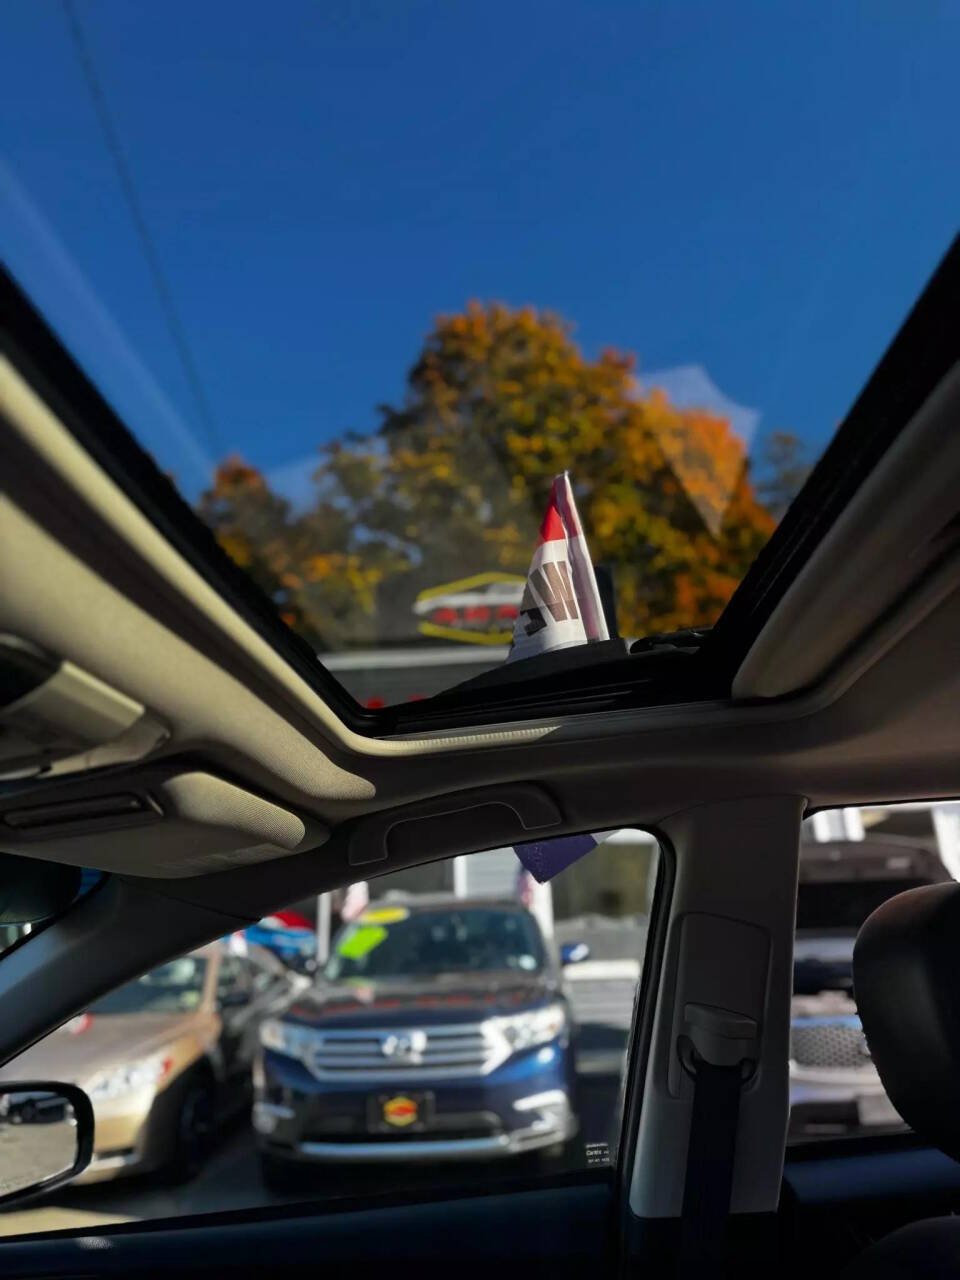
left=486, top=1002, right=568, bottom=1055
left=260, top=1018, right=316, bottom=1061
left=88, top=1052, right=173, bottom=1102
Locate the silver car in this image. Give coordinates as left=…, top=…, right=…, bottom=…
left=789, top=838, right=950, bottom=1139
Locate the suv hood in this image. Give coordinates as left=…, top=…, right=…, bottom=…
left=283, top=973, right=560, bottom=1029
left=0, top=1011, right=215, bottom=1087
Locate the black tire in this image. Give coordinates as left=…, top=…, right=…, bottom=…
left=259, top=1151, right=302, bottom=1195
left=166, top=1073, right=215, bottom=1185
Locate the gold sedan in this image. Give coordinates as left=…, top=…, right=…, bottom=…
left=0, top=942, right=294, bottom=1184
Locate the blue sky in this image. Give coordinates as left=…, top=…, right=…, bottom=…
left=2, top=0, right=957, bottom=502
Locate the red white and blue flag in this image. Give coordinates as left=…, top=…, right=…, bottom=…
left=508, top=472, right=609, bottom=664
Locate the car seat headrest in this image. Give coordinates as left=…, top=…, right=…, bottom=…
left=854, top=883, right=960, bottom=1160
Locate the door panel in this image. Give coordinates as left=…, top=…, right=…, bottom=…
left=0, top=1175, right=613, bottom=1279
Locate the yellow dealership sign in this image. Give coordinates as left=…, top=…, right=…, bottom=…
left=412, top=572, right=524, bottom=645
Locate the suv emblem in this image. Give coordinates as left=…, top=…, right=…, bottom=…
left=381, top=1030, right=427, bottom=1062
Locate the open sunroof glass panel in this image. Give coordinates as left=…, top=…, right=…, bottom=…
left=3, top=239, right=958, bottom=735
left=3, top=7, right=958, bottom=735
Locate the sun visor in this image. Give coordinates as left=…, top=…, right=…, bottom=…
left=0, top=635, right=166, bottom=781
left=0, top=766, right=327, bottom=878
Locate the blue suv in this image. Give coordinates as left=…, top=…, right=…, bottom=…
left=253, top=897, right=578, bottom=1187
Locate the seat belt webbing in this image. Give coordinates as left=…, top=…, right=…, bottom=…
left=678, top=1056, right=744, bottom=1275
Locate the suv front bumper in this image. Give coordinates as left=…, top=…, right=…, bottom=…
left=789, top=1062, right=902, bottom=1136
left=254, top=1044, right=577, bottom=1164
left=254, top=1101, right=573, bottom=1162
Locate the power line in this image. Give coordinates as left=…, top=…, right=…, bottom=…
left=60, top=0, right=224, bottom=459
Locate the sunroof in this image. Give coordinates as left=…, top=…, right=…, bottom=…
left=191, top=306, right=791, bottom=700
left=2, top=4, right=957, bottom=726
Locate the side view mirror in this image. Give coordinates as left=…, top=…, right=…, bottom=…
left=0, top=1082, right=93, bottom=1208
left=560, top=941, right=591, bottom=966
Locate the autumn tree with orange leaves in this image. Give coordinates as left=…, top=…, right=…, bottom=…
left=198, top=302, right=788, bottom=651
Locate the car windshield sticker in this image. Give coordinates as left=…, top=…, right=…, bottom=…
left=337, top=924, right=388, bottom=959
left=359, top=906, right=410, bottom=925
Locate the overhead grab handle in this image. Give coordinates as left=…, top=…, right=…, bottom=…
left=348, top=783, right=563, bottom=868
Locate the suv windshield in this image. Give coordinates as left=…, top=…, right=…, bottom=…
left=325, top=908, right=545, bottom=981
left=88, top=956, right=208, bottom=1015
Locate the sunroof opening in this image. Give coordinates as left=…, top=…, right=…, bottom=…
left=190, top=306, right=804, bottom=707
left=3, top=4, right=957, bottom=724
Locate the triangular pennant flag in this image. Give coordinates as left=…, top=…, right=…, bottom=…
left=508, top=472, right=609, bottom=664
left=514, top=832, right=611, bottom=884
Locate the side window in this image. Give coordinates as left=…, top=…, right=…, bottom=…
left=789, top=801, right=959, bottom=1142
left=0, top=829, right=662, bottom=1234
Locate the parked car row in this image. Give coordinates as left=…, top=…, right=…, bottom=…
left=0, top=839, right=931, bottom=1196
left=0, top=897, right=586, bottom=1189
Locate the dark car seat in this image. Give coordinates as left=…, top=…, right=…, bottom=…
left=846, top=883, right=960, bottom=1276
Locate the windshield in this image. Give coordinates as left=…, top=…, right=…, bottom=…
left=325, top=908, right=545, bottom=981
left=88, top=956, right=209, bottom=1015
left=5, top=6, right=954, bottom=711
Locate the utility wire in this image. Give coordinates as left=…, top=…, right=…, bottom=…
left=61, top=0, right=224, bottom=458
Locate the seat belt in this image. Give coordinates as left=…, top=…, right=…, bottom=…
left=677, top=1003, right=759, bottom=1277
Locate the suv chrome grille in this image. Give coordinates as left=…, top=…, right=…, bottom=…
left=791, top=1021, right=871, bottom=1070
left=307, top=1023, right=500, bottom=1080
